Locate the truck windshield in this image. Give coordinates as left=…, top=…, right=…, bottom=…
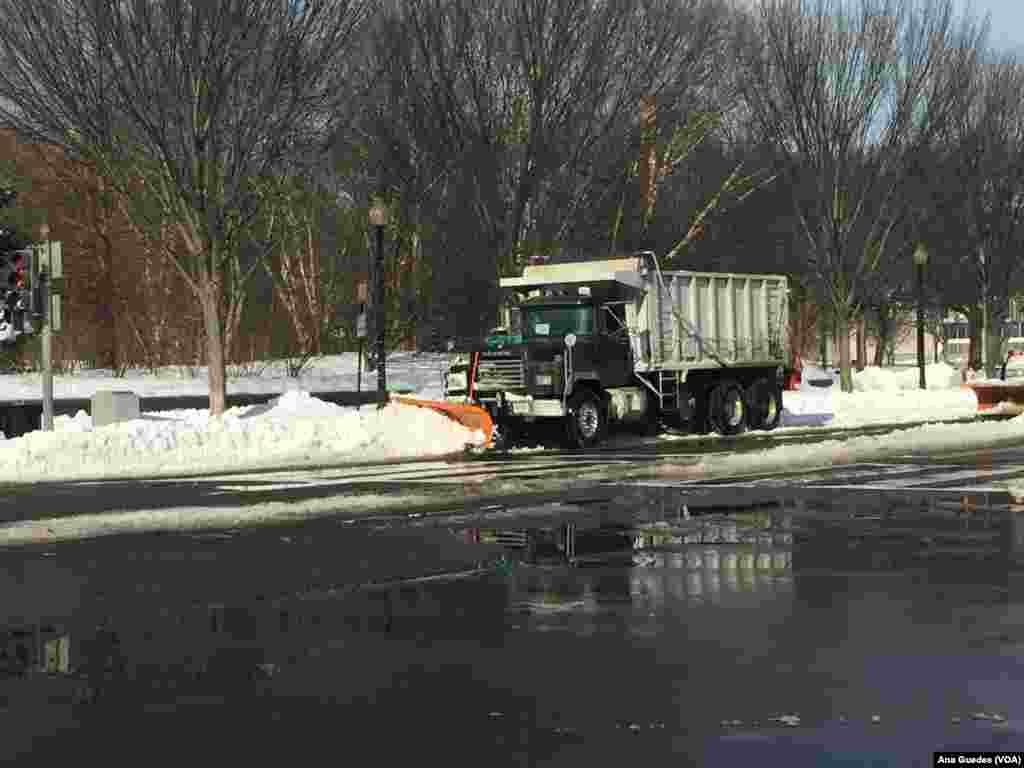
left=523, top=305, right=594, bottom=339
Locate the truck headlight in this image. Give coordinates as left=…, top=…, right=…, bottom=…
left=535, top=374, right=554, bottom=386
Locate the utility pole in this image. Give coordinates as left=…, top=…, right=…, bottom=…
left=41, top=271, right=52, bottom=430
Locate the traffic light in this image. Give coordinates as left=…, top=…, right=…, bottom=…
left=0, top=242, right=34, bottom=340
left=10, top=250, right=26, bottom=290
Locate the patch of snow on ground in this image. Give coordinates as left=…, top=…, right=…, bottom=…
left=0, top=353, right=1007, bottom=487
left=0, top=351, right=451, bottom=402
left=701, top=411, right=1024, bottom=481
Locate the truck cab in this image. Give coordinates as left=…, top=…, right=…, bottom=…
left=445, top=275, right=651, bottom=447
left=518, top=291, right=634, bottom=394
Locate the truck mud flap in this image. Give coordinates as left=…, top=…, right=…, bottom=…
left=389, top=395, right=495, bottom=447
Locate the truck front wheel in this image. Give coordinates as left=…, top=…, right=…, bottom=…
left=565, top=389, right=606, bottom=449
left=708, top=380, right=747, bottom=436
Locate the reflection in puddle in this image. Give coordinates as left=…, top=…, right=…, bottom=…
left=0, top=511, right=801, bottom=700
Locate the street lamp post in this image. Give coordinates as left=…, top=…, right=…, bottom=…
left=913, top=243, right=928, bottom=391
left=368, top=201, right=388, bottom=409
left=38, top=223, right=53, bottom=430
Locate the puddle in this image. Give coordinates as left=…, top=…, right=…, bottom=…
left=2, top=487, right=1023, bottom=762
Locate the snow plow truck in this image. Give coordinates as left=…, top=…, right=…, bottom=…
left=443, top=251, right=789, bottom=448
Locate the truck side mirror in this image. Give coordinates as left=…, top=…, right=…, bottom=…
left=564, top=333, right=577, bottom=349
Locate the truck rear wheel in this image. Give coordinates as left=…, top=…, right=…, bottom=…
left=708, top=380, right=747, bottom=436
left=746, top=377, right=782, bottom=431
left=565, top=389, right=606, bottom=449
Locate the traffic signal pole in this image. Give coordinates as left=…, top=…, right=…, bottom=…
left=41, top=262, right=53, bottom=431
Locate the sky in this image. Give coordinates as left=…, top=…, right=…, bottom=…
left=2, top=351, right=1024, bottom=545
left=962, top=0, right=1024, bottom=55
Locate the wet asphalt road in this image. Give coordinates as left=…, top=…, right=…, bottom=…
left=2, top=484, right=1023, bottom=766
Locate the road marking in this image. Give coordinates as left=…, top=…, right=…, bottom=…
left=623, top=460, right=1024, bottom=497
left=779, top=465, right=1024, bottom=490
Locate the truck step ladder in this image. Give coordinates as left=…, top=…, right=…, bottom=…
left=657, top=370, right=681, bottom=412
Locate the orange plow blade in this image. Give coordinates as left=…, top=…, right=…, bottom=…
left=390, top=395, right=494, bottom=448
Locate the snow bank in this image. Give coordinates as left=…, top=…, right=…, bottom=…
left=0, top=392, right=485, bottom=483
left=781, top=361, right=977, bottom=429
left=852, top=362, right=962, bottom=392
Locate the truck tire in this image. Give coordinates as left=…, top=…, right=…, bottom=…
left=565, top=389, right=606, bottom=449
left=746, top=377, right=782, bottom=431
left=708, top=380, right=747, bottom=436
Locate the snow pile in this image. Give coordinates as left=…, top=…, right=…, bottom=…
left=852, top=362, right=962, bottom=392
left=783, top=362, right=977, bottom=428
left=0, top=391, right=485, bottom=483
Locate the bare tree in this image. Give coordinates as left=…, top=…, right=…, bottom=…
left=349, top=8, right=460, bottom=351
left=0, top=0, right=370, bottom=413
left=735, top=0, right=985, bottom=391
left=390, top=0, right=730, bottom=285
left=937, top=55, right=1024, bottom=376
left=253, top=174, right=364, bottom=377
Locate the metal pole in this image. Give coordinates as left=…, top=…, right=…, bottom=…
left=356, top=337, right=363, bottom=396
left=916, top=262, right=926, bottom=390
left=375, top=223, right=387, bottom=409
left=41, top=262, right=53, bottom=431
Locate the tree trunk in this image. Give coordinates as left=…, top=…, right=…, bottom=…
left=819, top=314, right=829, bottom=367
left=836, top=307, right=853, bottom=393
left=873, top=306, right=889, bottom=367
left=967, top=304, right=981, bottom=371
left=199, top=276, right=227, bottom=416
left=856, top=313, right=867, bottom=371
left=985, top=302, right=1003, bottom=379
left=97, top=232, right=118, bottom=370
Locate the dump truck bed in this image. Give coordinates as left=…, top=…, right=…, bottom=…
left=630, top=270, right=788, bottom=372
